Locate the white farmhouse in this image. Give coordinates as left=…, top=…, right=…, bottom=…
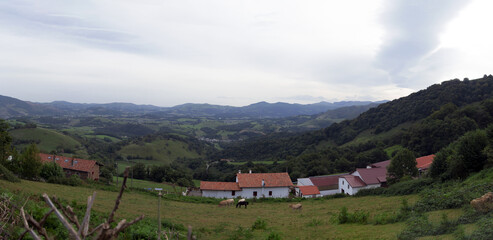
left=339, top=155, right=435, bottom=195
left=339, top=160, right=390, bottom=195
left=200, top=172, right=293, bottom=198
left=200, top=182, right=241, bottom=198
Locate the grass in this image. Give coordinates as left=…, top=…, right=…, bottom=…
left=118, top=139, right=202, bottom=165
left=0, top=179, right=421, bottom=239
left=112, top=176, right=186, bottom=193
left=9, top=127, right=85, bottom=155
left=228, top=160, right=286, bottom=166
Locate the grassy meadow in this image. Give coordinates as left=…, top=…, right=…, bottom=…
left=9, top=127, right=86, bottom=156
left=0, top=178, right=425, bottom=239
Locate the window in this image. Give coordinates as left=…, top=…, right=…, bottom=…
left=232, top=191, right=236, bottom=196
left=64, top=159, right=68, bottom=162
left=269, top=191, right=272, bottom=196
left=253, top=191, right=257, bottom=197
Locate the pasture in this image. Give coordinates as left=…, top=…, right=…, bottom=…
left=8, top=127, right=86, bottom=156
left=118, top=139, right=202, bottom=165
left=0, top=179, right=427, bottom=239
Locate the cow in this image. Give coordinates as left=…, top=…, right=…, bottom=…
left=218, top=200, right=229, bottom=207
left=470, top=192, right=493, bottom=213
left=225, top=198, right=234, bottom=206
left=289, top=203, right=302, bottom=211
left=238, top=198, right=246, bottom=203
left=236, top=201, right=249, bottom=209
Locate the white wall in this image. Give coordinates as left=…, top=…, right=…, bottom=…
left=240, top=187, right=290, bottom=198
left=320, top=189, right=339, bottom=196
left=338, top=177, right=381, bottom=195
left=202, top=190, right=242, bottom=198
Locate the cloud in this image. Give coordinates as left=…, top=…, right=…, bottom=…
left=376, top=0, right=471, bottom=88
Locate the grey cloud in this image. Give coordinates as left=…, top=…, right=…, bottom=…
left=376, top=0, right=471, bottom=87
left=0, top=1, right=148, bottom=54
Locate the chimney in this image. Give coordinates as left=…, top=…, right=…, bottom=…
left=238, top=170, right=241, bottom=174
left=71, top=157, right=75, bottom=166
left=262, top=179, right=265, bottom=187
left=249, top=169, right=252, bottom=174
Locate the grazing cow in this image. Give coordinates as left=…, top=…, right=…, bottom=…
left=289, top=203, right=302, bottom=211
left=470, top=192, right=493, bottom=213
left=236, top=201, right=249, bottom=209
left=218, top=200, right=229, bottom=207
left=238, top=198, right=246, bottom=203
left=226, top=198, right=235, bottom=206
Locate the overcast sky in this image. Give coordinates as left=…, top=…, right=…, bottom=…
left=0, top=0, right=491, bottom=107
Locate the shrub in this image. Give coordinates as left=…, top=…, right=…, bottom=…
left=397, top=214, right=433, bottom=240
left=0, top=163, right=20, bottom=182
left=266, top=231, right=282, bottom=240
left=251, top=217, right=267, bottom=230
left=468, top=214, right=493, bottom=240
left=40, top=162, right=64, bottom=180
left=335, top=206, right=369, bottom=224
left=228, top=226, right=253, bottom=240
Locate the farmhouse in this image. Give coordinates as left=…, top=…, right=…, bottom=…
left=339, top=155, right=436, bottom=195
left=39, top=153, right=103, bottom=180
left=297, top=173, right=349, bottom=197
left=200, top=171, right=293, bottom=198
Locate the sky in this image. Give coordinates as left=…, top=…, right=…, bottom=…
left=0, top=0, right=492, bottom=107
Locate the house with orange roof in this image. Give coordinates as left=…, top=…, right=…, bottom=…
left=296, top=185, right=321, bottom=198
left=200, top=171, right=294, bottom=198
left=39, top=153, right=103, bottom=180
left=339, top=155, right=435, bottom=195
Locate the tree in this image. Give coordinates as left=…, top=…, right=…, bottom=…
left=387, top=149, right=418, bottom=184
left=20, top=143, right=42, bottom=179
left=429, top=148, right=449, bottom=179
left=40, top=162, right=64, bottom=180
left=0, top=119, right=12, bottom=165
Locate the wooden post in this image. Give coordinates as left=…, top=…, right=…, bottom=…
left=158, top=191, right=162, bottom=240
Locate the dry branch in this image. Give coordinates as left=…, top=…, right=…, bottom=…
left=20, top=207, right=41, bottom=240
left=42, top=193, right=81, bottom=240
left=18, top=166, right=144, bottom=240
left=79, top=191, right=96, bottom=237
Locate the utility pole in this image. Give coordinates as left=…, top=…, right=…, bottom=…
left=155, top=188, right=163, bottom=240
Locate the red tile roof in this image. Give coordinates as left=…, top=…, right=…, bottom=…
left=309, top=173, right=349, bottom=190
left=355, top=167, right=388, bottom=185
left=416, top=154, right=435, bottom=170
left=237, top=172, right=293, bottom=188
left=298, top=185, right=320, bottom=195
left=200, top=181, right=241, bottom=191
left=39, top=153, right=101, bottom=173
left=370, top=160, right=391, bottom=168
left=343, top=175, right=367, bottom=188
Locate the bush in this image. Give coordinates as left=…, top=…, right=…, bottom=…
left=397, top=214, right=433, bottom=240
left=0, top=163, right=20, bottom=182
left=228, top=226, right=253, bottom=240
left=266, top=231, right=282, bottom=240
left=251, top=217, right=267, bottom=230
left=335, top=206, right=369, bottom=224
left=468, top=214, right=493, bottom=240
left=40, top=162, right=64, bottom=180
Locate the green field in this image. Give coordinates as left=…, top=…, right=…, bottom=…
left=228, top=160, right=287, bottom=166
left=113, top=176, right=187, bottom=193
left=0, top=179, right=460, bottom=240
left=118, top=139, right=202, bottom=165
left=9, top=127, right=87, bottom=157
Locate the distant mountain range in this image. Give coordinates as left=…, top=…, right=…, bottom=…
left=0, top=95, right=386, bottom=119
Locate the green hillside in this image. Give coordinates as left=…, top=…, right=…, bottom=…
left=9, top=127, right=87, bottom=157
left=118, top=138, right=203, bottom=167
